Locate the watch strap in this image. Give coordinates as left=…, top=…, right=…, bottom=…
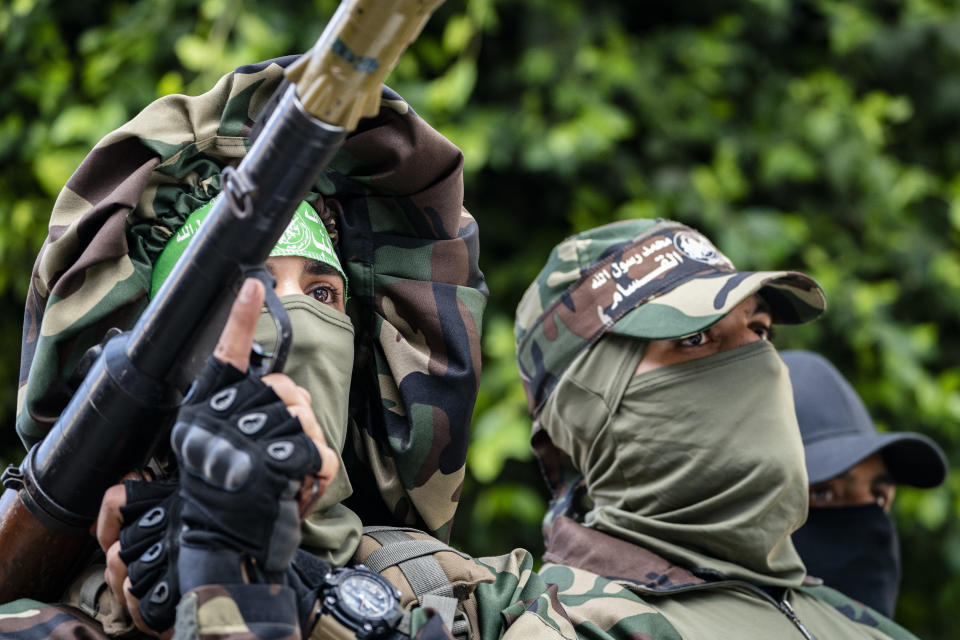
left=312, top=610, right=361, bottom=640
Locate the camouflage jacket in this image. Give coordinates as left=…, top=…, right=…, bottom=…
left=0, top=520, right=921, bottom=640
left=17, top=56, right=487, bottom=540
left=168, top=519, right=923, bottom=640
left=505, top=516, right=920, bottom=640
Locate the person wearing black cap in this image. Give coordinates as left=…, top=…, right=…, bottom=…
left=782, top=350, right=949, bottom=619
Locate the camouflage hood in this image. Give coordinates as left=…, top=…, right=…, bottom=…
left=18, top=56, right=487, bottom=540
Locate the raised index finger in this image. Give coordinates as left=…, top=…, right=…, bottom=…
left=212, top=278, right=265, bottom=373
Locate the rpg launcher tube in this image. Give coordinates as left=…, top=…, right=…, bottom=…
left=286, top=0, right=445, bottom=128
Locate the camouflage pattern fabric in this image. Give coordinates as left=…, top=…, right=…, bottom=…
left=521, top=516, right=919, bottom=640
left=471, top=549, right=577, bottom=640
left=523, top=564, right=909, bottom=640
left=0, top=600, right=122, bottom=640
left=355, top=526, right=667, bottom=640
left=0, top=585, right=447, bottom=640
left=174, top=583, right=462, bottom=640
left=0, top=549, right=561, bottom=640
left=0, top=526, right=919, bottom=640
left=174, top=584, right=300, bottom=640
left=797, top=584, right=921, bottom=640
left=16, top=56, right=487, bottom=540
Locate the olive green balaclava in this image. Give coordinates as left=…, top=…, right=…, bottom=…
left=254, top=296, right=359, bottom=566
left=539, top=337, right=809, bottom=587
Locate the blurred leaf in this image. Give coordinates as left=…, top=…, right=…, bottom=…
left=32, top=148, right=87, bottom=197
left=443, top=14, right=474, bottom=55
left=468, top=406, right=533, bottom=482
left=426, top=58, right=477, bottom=114
left=473, top=484, right=546, bottom=526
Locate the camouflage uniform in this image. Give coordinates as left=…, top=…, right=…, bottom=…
left=0, top=528, right=919, bottom=640
left=353, top=521, right=918, bottom=640
left=3, top=55, right=485, bottom=637
left=494, top=219, right=922, bottom=640
left=12, top=209, right=881, bottom=640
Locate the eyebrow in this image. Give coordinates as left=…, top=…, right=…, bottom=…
left=303, top=260, right=341, bottom=278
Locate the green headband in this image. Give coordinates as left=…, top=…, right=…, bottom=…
left=150, top=198, right=347, bottom=298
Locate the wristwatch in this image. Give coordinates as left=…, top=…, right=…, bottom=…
left=316, top=565, right=404, bottom=639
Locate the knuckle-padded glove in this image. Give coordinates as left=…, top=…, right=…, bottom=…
left=117, top=478, right=181, bottom=631
left=171, top=356, right=323, bottom=578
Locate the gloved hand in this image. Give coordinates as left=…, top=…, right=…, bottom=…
left=172, top=355, right=325, bottom=586
left=117, top=478, right=182, bottom=631
left=95, top=278, right=337, bottom=638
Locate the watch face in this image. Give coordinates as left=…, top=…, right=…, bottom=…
left=339, top=573, right=396, bottom=619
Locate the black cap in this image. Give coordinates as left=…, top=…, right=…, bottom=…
left=781, top=350, right=948, bottom=488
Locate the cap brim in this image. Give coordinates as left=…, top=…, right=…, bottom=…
left=804, top=431, right=948, bottom=487
left=610, top=270, right=826, bottom=340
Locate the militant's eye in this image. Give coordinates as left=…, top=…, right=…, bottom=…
left=678, top=331, right=710, bottom=347
left=753, top=324, right=773, bottom=341
left=809, top=484, right=837, bottom=506
left=309, top=284, right=340, bottom=306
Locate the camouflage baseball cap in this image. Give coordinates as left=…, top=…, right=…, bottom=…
left=514, top=218, right=826, bottom=415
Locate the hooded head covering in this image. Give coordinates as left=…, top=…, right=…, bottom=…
left=517, top=219, right=826, bottom=586
left=18, top=56, right=487, bottom=541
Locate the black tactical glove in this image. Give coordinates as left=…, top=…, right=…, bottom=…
left=171, top=356, right=324, bottom=588
left=118, top=478, right=182, bottom=631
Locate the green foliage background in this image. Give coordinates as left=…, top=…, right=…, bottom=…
left=2, top=0, right=959, bottom=636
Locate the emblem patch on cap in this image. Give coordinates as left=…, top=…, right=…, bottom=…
left=673, top=231, right=734, bottom=270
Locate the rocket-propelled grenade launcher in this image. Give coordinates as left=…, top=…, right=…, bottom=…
left=0, top=0, right=443, bottom=602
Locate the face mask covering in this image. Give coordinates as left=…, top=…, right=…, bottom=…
left=255, top=294, right=360, bottom=566
left=792, top=503, right=901, bottom=617
left=544, top=339, right=809, bottom=587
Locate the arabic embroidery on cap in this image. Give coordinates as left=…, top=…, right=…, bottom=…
left=606, top=250, right=685, bottom=311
